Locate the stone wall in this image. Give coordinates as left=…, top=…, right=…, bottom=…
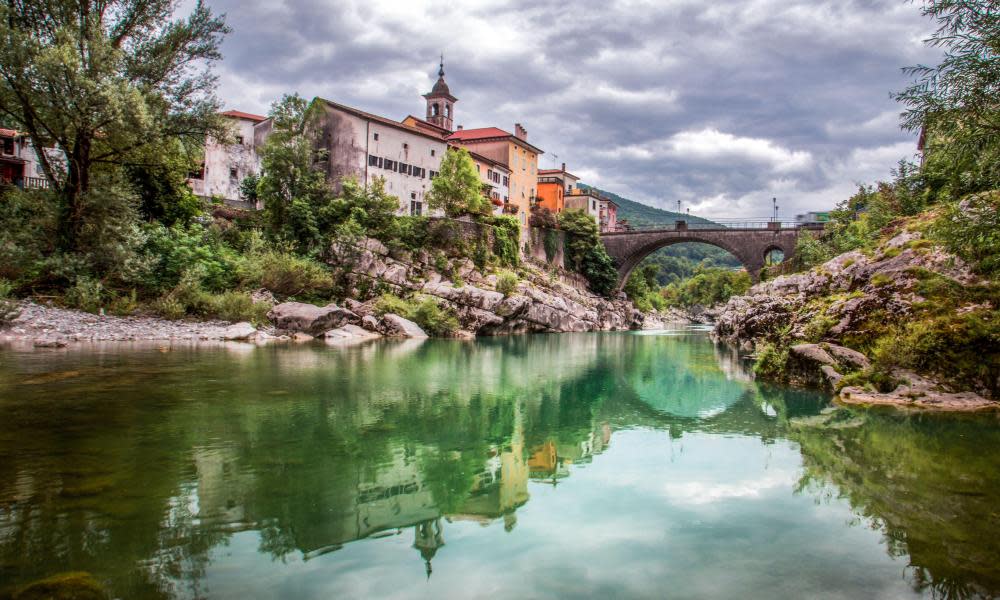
left=525, top=227, right=565, bottom=267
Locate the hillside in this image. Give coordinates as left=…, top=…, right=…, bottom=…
left=578, top=183, right=741, bottom=282
left=577, top=184, right=716, bottom=228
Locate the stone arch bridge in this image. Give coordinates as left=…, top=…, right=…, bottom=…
left=601, top=222, right=822, bottom=291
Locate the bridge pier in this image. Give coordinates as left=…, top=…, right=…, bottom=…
left=601, top=227, right=803, bottom=292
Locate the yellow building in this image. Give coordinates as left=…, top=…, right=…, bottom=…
left=446, top=124, right=543, bottom=228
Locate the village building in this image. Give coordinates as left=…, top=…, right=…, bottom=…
left=0, top=128, right=56, bottom=190
left=599, top=197, right=619, bottom=232
left=465, top=149, right=511, bottom=216
left=311, top=98, right=449, bottom=216
left=536, top=163, right=580, bottom=215
left=187, top=110, right=268, bottom=208
left=447, top=124, right=543, bottom=228
left=564, top=187, right=602, bottom=221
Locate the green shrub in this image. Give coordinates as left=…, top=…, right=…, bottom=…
left=65, top=277, right=105, bottom=313
left=236, top=244, right=333, bottom=298
left=140, top=222, right=238, bottom=292
left=872, top=311, right=1000, bottom=398
left=754, top=342, right=790, bottom=380
left=203, top=291, right=271, bottom=324
left=932, top=192, right=1000, bottom=276
left=489, top=216, right=521, bottom=268
left=108, top=289, right=139, bottom=316
left=496, top=271, right=519, bottom=296
left=803, top=313, right=837, bottom=342
left=0, top=279, right=19, bottom=325
left=374, top=292, right=459, bottom=336
left=152, top=296, right=186, bottom=320
left=408, top=297, right=460, bottom=336
left=870, top=273, right=893, bottom=287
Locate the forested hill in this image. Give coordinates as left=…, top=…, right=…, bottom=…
left=576, top=184, right=717, bottom=228
left=577, top=184, right=740, bottom=283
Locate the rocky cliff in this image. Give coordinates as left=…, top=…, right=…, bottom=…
left=328, top=237, right=644, bottom=335
left=714, top=225, right=999, bottom=411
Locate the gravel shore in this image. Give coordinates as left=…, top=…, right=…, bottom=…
left=1, top=301, right=266, bottom=345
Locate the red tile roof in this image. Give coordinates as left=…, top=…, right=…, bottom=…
left=447, top=127, right=511, bottom=141
left=0, top=128, right=19, bottom=137
left=448, top=127, right=544, bottom=155
left=220, top=110, right=268, bottom=122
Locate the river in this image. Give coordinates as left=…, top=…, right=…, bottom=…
left=1, top=330, right=998, bottom=599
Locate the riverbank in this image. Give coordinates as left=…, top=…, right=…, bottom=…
left=714, top=219, right=999, bottom=412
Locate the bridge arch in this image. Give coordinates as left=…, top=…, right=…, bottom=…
left=600, top=227, right=803, bottom=292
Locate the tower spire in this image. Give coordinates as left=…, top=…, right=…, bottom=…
left=423, top=55, right=457, bottom=131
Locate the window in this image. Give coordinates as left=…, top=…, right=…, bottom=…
left=431, top=149, right=436, bottom=157
left=377, top=156, right=384, bottom=168
left=189, top=163, right=205, bottom=180
left=1, top=137, right=13, bottom=155
left=368, top=155, right=379, bottom=167
left=229, top=167, right=238, bottom=179
left=399, top=162, right=409, bottom=175
left=487, top=169, right=493, bottom=180
left=410, top=201, right=422, bottom=216
left=429, top=170, right=438, bottom=179
left=431, top=104, right=439, bottom=117
left=235, top=135, right=244, bottom=145
left=445, top=105, right=451, bottom=118
left=373, top=132, right=379, bottom=141
left=403, top=142, right=408, bottom=150
left=411, top=192, right=417, bottom=200
left=502, top=176, right=508, bottom=187
left=384, top=159, right=396, bottom=172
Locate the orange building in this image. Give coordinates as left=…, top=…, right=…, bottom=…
left=536, top=163, right=580, bottom=214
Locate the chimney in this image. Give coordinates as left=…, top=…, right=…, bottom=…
left=457, top=124, right=463, bottom=130
left=514, top=123, right=527, bottom=140
left=561, top=162, right=566, bottom=172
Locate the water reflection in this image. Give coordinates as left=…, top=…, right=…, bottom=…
left=0, top=332, right=997, bottom=599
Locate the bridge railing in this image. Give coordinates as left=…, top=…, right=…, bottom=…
left=606, top=219, right=824, bottom=233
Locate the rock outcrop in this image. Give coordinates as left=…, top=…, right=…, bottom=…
left=714, top=229, right=997, bottom=411
left=327, top=237, right=642, bottom=335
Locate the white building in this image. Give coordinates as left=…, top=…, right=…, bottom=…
left=311, top=98, right=449, bottom=216
left=188, top=110, right=268, bottom=208
left=465, top=148, right=511, bottom=216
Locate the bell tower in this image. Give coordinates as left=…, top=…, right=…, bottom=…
left=423, top=55, right=457, bottom=131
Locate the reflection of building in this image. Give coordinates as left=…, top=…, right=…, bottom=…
left=414, top=518, right=445, bottom=578
left=528, top=422, right=613, bottom=485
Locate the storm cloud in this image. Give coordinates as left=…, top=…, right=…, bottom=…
left=203, top=0, right=940, bottom=219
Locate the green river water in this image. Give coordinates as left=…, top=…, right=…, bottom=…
left=1, top=329, right=999, bottom=599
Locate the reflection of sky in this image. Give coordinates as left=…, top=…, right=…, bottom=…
left=198, top=431, right=918, bottom=599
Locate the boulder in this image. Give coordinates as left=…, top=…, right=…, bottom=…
left=821, top=343, right=871, bottom=371
left=360, top=315, right=382, bottom=333
left=221, top=322, right=257, bottom=341
left=268, top=302, right=360, bottom=334
left=382, top=313, right=428, bottom=338
left=291, top=332, right=314, bottom=342
left=324, top=324, right=381, bottom=342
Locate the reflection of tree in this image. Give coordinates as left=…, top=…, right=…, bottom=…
left=792, top=410, right=1000, bottom=599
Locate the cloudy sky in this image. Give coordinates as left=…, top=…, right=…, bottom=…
left=200, top=0, right=940, bottom=219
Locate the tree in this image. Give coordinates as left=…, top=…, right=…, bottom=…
left=426, top=147, right=490, bottom=218
left=896, top=0, right=1000, bottom=159
left=558, top=209, right=619, bottom=297
left=0, top=0, right=229, bottom=249
left=257, top=95, right=336, bottom=253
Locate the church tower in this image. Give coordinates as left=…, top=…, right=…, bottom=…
left=423, top=56, right=457, bottom=131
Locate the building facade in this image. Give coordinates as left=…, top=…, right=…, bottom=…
left=447, top=125, right=542, bottom=227
left=466, top=149, right=511, bottom=216
left=188, top=110, right=268, bottom=208
left=311, top=98, right=449, bottom=216
left=564, top=188, right=602, bottom=220
left=536, top=163, right=580, bottom=215
left=598, top=198, right=619, bottom=232
left=0, top=128, right=55, bottom=190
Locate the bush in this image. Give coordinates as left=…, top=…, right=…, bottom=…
left=933, top=191, right=1000, bottom=276
left=0, top=279, right=19, bottom=326
left=140, top=222, right=238, bottom=292
left=489, top=216, right=521, bottom=268
left=235, top=237, right=333, bottom=298
left=65, top=276, right=105, bottom=313
left=873, top=311, right=1000, bottom=398
left=496, top=271, right=519, bottom=296
left=754, top=342, right=790, bottom=380
left=374, top=292, right=460, bottom=336
left=558, top=209, right=618, bottom=297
